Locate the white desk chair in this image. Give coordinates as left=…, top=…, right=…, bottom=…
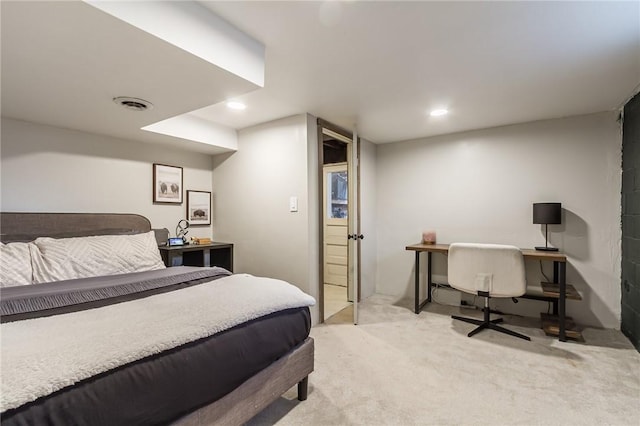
left=448, top=243, right=530, bottom=341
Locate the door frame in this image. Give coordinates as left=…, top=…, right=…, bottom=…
left=317, top=118, right=361, bottom=323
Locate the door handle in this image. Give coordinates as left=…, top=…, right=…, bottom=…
left=347, top=234, right=365, bottom=240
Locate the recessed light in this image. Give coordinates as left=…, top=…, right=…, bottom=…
left=430, top=109, right=448, bottom=117
left=226, top=101, right=246, bottom=110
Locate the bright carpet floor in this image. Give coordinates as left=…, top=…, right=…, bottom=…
left=248, top=294, right=640, bottom=425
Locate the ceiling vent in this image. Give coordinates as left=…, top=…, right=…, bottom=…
left=113, top=97, right=153, bottom=111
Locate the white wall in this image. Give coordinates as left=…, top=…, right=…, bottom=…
left=1, top=117, right=214, bottom=237
left=211, top=114, right=320, bottom=322
left=376, top=112, right=622, bottom=328
left=3, top=113, right=623, bottom=330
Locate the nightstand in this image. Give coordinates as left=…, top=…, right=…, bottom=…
left=159, top=242, right=233, bottom=272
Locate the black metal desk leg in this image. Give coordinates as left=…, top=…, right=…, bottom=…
left=427, top=252, right=432, bottom=302
left=558, top=261, right=566, bottom=342
left=414, top=252, right=420, bottom=314
left=551, top=261, right=559, bottom=315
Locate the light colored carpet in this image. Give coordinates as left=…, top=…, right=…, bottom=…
left=324, top=283, right=351, bottom=320
left=248, top=294, right=640, bottom=425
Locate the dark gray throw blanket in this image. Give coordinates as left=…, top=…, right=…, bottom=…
left=0, top=266, right=231, bottom=322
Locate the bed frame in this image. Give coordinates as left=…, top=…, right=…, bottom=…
left=0, top=212, right=152, bottom=242
left=0, top=212, right=314, bottom=425
left=174, top=339, right=313, bottom=425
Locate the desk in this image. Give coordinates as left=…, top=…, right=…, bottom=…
left=405, top=243, right=571, bottom=342
left=159, top=242, right=234, bottom=272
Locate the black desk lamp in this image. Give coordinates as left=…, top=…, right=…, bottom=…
left=533, top=202, right=561, bottom=251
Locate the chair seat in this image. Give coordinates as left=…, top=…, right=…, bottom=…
left=447, top=243, right=526, bottom=298
left=448, top=242, right=530, bottom=341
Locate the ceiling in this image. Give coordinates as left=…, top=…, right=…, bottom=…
left=0, top=1, right=259, bottom=154
left=2, top=1, right=639, bottom=150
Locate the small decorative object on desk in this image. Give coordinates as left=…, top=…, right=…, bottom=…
left=422, top=230, right=436, bottom=244
left=191, top=237, right=212, bottom=245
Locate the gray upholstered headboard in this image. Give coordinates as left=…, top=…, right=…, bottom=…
left=0, top=212, right=152, bottom=243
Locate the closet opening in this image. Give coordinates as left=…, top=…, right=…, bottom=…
left=317, top=118, right=360, bottom=324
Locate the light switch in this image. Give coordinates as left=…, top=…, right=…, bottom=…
left=289, top=196, right=298, bottom=212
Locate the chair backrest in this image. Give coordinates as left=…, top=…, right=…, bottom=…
left=448, top=243, right=526, bottom=298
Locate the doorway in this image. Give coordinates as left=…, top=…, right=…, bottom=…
left=317, top=119, right=360, bottom=324
left=323, top=162, right=350, bottom=319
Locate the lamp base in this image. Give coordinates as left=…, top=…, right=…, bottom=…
left=535, top=246, right=559, bottom=252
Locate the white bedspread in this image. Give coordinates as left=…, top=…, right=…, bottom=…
left=0, top=274, right=315, bottom=412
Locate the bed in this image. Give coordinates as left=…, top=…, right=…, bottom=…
left=0, top=212, right=315, bottom=425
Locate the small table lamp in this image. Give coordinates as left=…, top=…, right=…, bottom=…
left=533, top=202, right=561, bottom=251
left=176, top=219, right=190, bottom=243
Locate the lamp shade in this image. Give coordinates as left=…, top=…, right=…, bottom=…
left=533, top=203, right=561, bottom=224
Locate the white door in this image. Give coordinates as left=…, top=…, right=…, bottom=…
left=348, top=130, right=359, bottom=325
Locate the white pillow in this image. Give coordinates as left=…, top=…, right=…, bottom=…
left=0, top=242, right=36, bottom=287
left=32, top=231, right=165, bottom=283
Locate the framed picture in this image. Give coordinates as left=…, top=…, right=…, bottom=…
left=153, top=164, right=183, bottom=204
left=186, top=190, right=212, bottom=225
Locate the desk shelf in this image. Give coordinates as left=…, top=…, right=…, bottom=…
left=540, top=313, right=584, bottom=341
left=540, top=282, right=582, bottom=300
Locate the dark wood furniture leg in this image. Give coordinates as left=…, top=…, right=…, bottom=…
left=414, top=251, right=420, bottom=314
left=164, top=251, right=182, bottom=267
left=203, top=248, right=211, bottom=267
left=297, top=376, right=309, bottom=401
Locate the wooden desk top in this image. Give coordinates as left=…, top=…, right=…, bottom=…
left=405, top=243, right=450, bottom=254
left=405, top=243, right=566, bottom=262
